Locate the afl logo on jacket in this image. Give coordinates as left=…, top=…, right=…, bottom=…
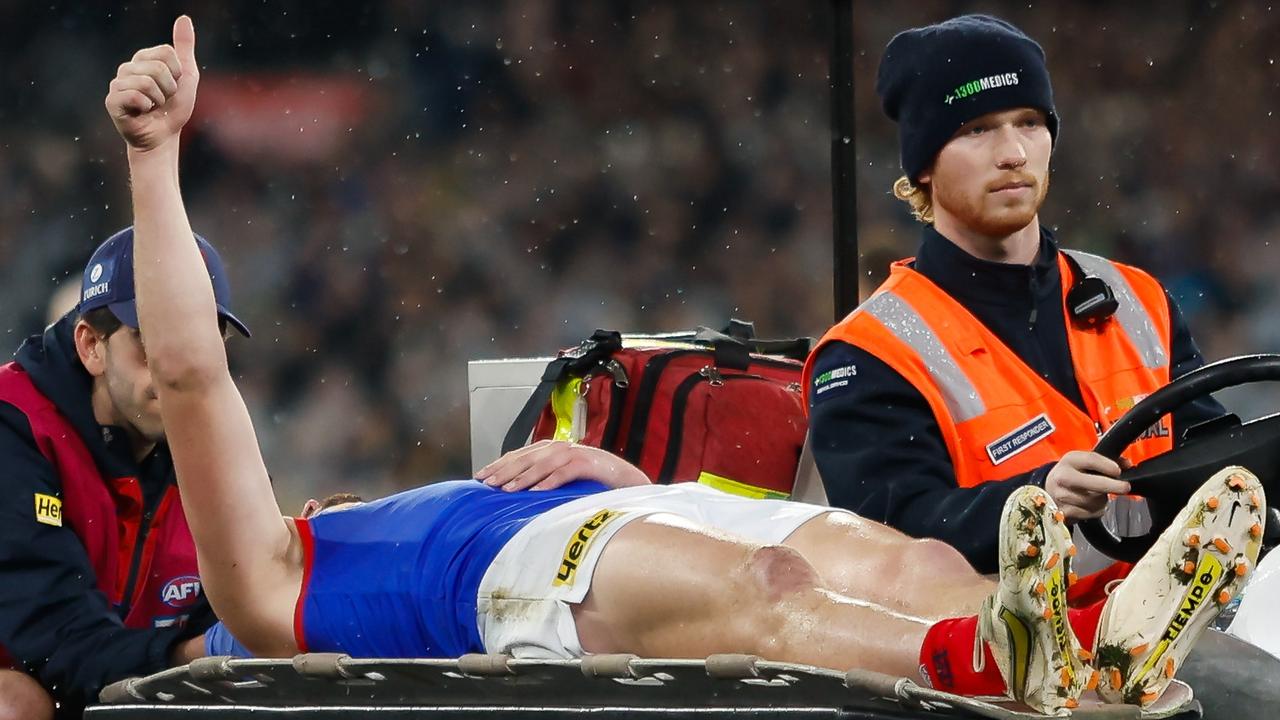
left=161, top=575, right=203, bottom=608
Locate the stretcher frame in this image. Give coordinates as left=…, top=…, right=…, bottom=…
left=89, top=652, right=1199, bottom=719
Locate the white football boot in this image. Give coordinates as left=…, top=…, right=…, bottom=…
left=1093, top=465, right=1266, bottom=706
left=979, top=485, right=1091, bottom=715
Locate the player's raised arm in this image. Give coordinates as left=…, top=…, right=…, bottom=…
left=106, top=15, right=298, bottom=655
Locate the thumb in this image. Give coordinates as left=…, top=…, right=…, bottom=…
left=173, top=15, right=197, bottom=72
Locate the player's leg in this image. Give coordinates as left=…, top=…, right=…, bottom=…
left=0, top=670, right=53, bottom=720
left=572, top=512, right=932, bottom=678
left=572, top=488, right=1094, bottom=714
left=780, top=511, right=994, bottom=619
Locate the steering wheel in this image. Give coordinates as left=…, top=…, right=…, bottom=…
left=1081, top=354, right=1280, bottom=563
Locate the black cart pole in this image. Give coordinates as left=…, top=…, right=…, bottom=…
left=829, top=0, right=858, bottom=322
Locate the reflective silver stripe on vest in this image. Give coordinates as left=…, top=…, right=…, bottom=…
left=1061, top=250, right=1169, bottom=370
left=861, top=292, right=986, bottom=422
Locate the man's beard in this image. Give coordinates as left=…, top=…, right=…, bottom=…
left=935, top=172, right=1050, bottom=238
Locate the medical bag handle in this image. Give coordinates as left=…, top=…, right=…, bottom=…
left=500, top=330, right=623, bottom=454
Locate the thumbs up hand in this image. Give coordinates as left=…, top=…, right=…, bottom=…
left=105, top=15, right=200, bottom=151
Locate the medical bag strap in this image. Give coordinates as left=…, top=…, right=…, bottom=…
left=500, top=330, right=623, bottom=454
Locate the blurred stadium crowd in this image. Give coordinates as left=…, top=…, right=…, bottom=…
left=1, top=0, right=1278, bottom=508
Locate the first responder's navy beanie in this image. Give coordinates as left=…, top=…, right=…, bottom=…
left=876, top=14, right=1059, bottom=183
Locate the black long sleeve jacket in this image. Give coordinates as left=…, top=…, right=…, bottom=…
left=808, top=226, right=1224, bottom=573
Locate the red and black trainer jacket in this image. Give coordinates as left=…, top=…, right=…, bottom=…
left=0, top=312, right=213, bottom=716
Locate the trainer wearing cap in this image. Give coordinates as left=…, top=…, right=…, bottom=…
left=0, top=227, right=249, bottom=719
left=803, top=15, right=1224, bottom=575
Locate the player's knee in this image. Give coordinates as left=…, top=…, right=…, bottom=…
left=744, top=544, right=820, bottom=602
left=0, top=671, right=54, bottom=720
left=735, top=545, right=821, bottom=658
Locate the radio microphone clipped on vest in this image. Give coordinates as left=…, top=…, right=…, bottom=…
left=1063, top=252, right=1119, bottom=325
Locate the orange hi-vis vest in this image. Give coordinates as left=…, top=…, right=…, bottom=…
left=804, top=250, right=1174, bottom=487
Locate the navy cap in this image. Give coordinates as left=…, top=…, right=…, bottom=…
left=78, top=227, right=251, bottom=338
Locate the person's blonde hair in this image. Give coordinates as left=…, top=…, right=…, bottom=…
left=892, top=175, right=933, bottom=224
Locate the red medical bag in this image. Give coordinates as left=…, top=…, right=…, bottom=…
left=502, top=323, right=810, bottom=497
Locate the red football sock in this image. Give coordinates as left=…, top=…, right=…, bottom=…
left=1067, top=599, right=1105, bottom=653
left=919, top=600, right=1107, bottom=695
left=1067, top=561, right=1132, bottom=608
left=918, top=614, right=1006, bottom=696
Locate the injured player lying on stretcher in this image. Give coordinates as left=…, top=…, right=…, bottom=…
left=110, top=16, right=1267, bottom=717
